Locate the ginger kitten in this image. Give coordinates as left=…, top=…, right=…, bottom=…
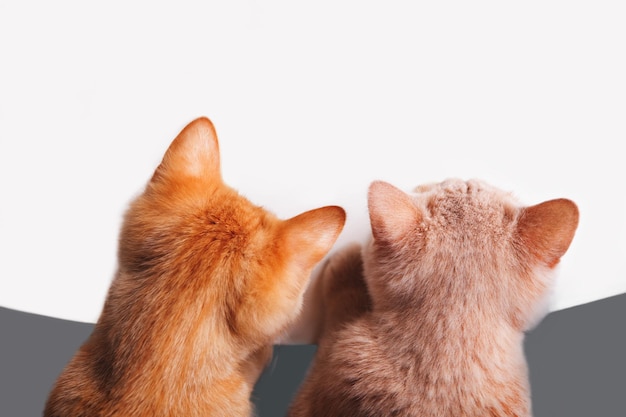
left=288, top=179, right=579, bottom=417
left=44, top=117, right=346, bottom=417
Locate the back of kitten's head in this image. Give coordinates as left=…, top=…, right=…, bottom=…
left=117, top=117, right=346, bottom=349
left=364, top=179, right=579, bottom=329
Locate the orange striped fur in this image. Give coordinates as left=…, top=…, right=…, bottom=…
left=44, top=117, right=346, bottom=417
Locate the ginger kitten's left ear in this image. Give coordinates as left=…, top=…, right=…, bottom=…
left=152, top=117, right=222, bottom=183
left=517, top=198, right=579, bottom=267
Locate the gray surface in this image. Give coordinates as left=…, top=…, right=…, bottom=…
left=1, top=293, right=624, bottom=416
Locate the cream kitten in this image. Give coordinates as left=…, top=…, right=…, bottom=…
left=287, top=179, right=579, bottom=417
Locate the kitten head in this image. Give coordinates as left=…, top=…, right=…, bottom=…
left=364, top=179, right=579, bottom=330
left=117, top=117, right=346, bottom=353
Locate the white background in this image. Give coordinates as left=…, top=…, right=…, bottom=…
left=1, top=1, right=624, bottom=323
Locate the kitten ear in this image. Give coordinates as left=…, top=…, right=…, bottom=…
left=368, top=181, right=421, bottom=243
left=281, top=206, right=346, bottom=271
left=152, top=117, right=222, bottom=183
left=517, top=198, right=579, bottom=267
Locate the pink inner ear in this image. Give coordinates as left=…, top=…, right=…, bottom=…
left=368, top=181, right=420, bottom=243
left=517, top=199, right=579, bottom=267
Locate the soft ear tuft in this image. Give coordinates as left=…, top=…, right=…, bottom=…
left=152, top=117, right=221, bottom=182
left=517, top=198, right=579, bottom=267
left=368, top=181, right=420, bottom=244
left=281, top=206, right=346, bottom=271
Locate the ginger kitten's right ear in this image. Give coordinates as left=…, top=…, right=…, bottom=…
left=517, top=198, right=579, bottom=268
left=281, top=206, right=347, bottom=272
left=152, top=117, right=222, bottom=183
left=368, top=181, right=421, bottom=244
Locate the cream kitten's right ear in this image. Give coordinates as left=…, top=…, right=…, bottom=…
left=368, top=181, right=421, bottom=244
left=152, top=117, right=222, bottom=183
left=517, top=198, right=579, bottom=268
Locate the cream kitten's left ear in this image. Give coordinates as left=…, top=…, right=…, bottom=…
left=152, top=117, right=222, bottom=182
left=368, top=181, right=421, bottom=244
left=517, top=198, right=579, bottom=267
